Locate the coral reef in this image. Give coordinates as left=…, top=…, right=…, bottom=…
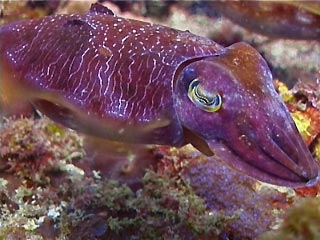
left=275, top=80, right=320, bottom=156
left=0, top=112, right=318, bottom=239
left=0, top=118, right=232, bottom=239
left=156, top=146, right=286, bottom=240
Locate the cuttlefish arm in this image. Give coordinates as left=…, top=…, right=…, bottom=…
left=174, top=43, right=320, bottom=187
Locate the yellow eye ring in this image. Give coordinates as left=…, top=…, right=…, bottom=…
left=187, top=78, right=222, bottom=112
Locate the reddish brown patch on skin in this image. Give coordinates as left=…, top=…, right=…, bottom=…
left=209, top=43, right=271, bottom=97
left=98, top=46, right=113, bottom=58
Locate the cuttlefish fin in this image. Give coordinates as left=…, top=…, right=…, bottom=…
left=89, top=3, right=115, bottom=16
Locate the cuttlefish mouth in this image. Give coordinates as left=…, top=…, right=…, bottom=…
left=207, top=125, right=320, bottom=187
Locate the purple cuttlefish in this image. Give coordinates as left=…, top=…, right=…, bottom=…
left=0, top=3, right=319, bottom=187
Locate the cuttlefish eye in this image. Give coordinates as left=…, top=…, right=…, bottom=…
left=187, top=79, right=222, bottom=112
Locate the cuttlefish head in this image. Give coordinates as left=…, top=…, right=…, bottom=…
left=174, top=42, right=320, bottom=187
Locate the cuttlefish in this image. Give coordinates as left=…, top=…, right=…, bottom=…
left=0, top=3, right=319, bottom=186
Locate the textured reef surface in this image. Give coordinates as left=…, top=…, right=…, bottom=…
left=0, top=1, right=320, bottom=239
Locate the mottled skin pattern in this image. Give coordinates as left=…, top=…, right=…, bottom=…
left=0, top=3, right=319, bottom=186
left=0, top=4, right=223, bottom=146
